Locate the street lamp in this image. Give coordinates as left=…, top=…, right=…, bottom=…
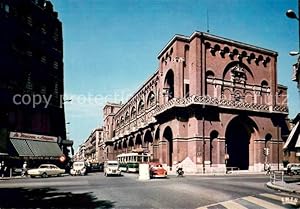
left=286, top=1, right=300, bottom=89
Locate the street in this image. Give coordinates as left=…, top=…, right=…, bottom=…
left=0, top=173, right=297, bottom=208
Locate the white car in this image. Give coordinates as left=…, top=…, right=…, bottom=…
left=27, top=164, right=65, bottom=178
left=104, top=161, right=121, bottom=176
left=70, top=161, right=87, bottom=176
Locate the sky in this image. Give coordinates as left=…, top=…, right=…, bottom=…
left=50, top=0, right=300, bottom=151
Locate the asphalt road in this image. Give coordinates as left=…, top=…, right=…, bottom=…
left=0, top=173, right=297, bottom=208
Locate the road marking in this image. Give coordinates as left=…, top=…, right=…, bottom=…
left=243, top=196, right=285, bottom=209
left=221, top=200, right=247, bottom=209
left=197, top=193, right=288, bottom=209
left=259, top=193, right=283, bottom=201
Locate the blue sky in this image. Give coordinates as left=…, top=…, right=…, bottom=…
left=51, top=0, right=300, bottom=151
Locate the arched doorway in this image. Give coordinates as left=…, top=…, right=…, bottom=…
left=144, top=130, right=153, bottom=152
left=135, top=134, right=142, bottom=149
left=163, top=127, right=173, bottom=166
left=210, top=130, right=219, bottom=165
left=128, top=137, right=134, bottom=151
left=153, top=128, right=160, bottom=162
left=225, top=116, right=258, bottom=170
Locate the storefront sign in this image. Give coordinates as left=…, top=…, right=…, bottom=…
left=9, top=132, right=57, bottom=142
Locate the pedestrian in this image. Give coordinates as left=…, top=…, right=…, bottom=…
left=176, top=161, right=184, bottom=177
left=0, top=161, right=3, bottom=178
left=22, top=161, right=27, bottom=177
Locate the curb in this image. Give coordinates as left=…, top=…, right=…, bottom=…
left=266, top=182, right=300, bottom=194
left=0, top=173, right=70, bottom=180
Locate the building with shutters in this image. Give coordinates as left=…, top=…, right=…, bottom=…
left=0, top=0, right=71, bottom=168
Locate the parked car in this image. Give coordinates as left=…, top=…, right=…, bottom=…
left=70, top=161, right=87, bottom=176
left=104, top=161, right=121, bottom=176
left=286, top=163, right=300, bottom=175
left=149, top=162, right=167, bottom=178
left=27, top=164, right=65, bottom=178
left=89, top=162, right=104, bottom=172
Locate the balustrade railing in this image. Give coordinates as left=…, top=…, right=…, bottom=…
left=113, top=95, right=288, bottom=141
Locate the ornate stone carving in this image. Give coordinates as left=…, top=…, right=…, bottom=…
left=230, top=64, right=247, bottom=84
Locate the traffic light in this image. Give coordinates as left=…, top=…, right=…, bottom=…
left=263, top=147, right=270, bottom=156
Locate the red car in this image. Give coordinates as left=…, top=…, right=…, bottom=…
left=149, top=162, right=167, bottom=178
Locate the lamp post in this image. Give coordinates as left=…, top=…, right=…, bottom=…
left=286, top=0, right=300, bottom=89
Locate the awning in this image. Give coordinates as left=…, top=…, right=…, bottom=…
left=283, top=121, right=300, bottom=150
left=10, top=139, right=34, bottom=157
left=10, top=139, right=62, bottom=157
left=26, top=140, right=62, bottom=157
left=294, top=134, right=300, bottom=149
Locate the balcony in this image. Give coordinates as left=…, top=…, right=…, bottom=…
left=154, top=95, right=288, bottom=116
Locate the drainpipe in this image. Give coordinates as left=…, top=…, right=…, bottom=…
left=277, top=123, right=280, bottom=170
left=202, top=105, right=206, bottom=174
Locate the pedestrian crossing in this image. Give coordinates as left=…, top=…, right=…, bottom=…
left=197, top=192, right=300, bottom=209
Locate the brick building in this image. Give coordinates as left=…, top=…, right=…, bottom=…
left=81, top=128, right=104, bottom=163
left=0, top=0, right=71, bottom=167
left=103, top=31, right=289, bottom=173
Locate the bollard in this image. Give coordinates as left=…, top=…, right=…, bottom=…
left=10, top=168, right=12, bottom=178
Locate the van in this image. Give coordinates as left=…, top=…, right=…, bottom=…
left=286, top=163, right=300, bottom=175
left=104, top=160, right=121, bottom=176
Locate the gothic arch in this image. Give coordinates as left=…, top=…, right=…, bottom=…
left=164, top=69, right=174, bottom=101
left=222, top=61, right=254, bottom=83
left=131, top=106, right=136, bottom=119
left=163, top=126, right=173, bottom=166
left=128, top=137, right=134, bottom=147
left=135, top=134, right=143, bottom=148
left=210, top=130, right=219, bottom=165
left=123, top=139, right=128, bottom=149
left=225, top=115, right=259, bottom=170
left=146, top=91, right=155, bottom=108
left=138, top=100, right=145, bottom=114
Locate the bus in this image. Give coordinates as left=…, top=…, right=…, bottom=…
left=117, top=152, right=151, bottom=172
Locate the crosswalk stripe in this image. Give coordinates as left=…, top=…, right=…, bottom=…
left=221, top=200, right=247, bottom=209
left=243, top=196, right=286, bottom=209
left=259, top=193, right=283, bottom=201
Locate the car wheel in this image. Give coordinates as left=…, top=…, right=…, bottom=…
left=30, top=175, right=35, bottom=178
left=42, top=172, right=48, bottom=178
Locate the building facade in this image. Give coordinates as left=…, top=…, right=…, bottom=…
left=0, top=0, right=71, bottom=167
left=83, top=128, right=104, bottom=163
left=102, top=32, right=290, bottom=173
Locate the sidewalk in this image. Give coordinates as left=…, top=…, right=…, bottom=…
left=0, top=173, right=70, bottom=180
left=0, top=176, right=24, bottom=180
left=266, top=176, right=300, bottom=195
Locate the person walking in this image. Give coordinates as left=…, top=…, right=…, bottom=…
left=0, top=161, right=3, bottom=178
left=22, top=161, right=27, bottom=177
left=266, top=163, right=271, bottom=175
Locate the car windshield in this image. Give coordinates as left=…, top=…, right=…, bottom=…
left=39, top=165, right=49, bottom=169
left=108, top=163, right=118, bottom=166
left=73, top=162, right=84, bottom=167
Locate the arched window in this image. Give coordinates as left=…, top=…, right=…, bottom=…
left=164, top=70, right=174, bottom=101
left=131, top=106, right=136, bottom=118
left=147, top=92, right=155, bottom=108
left=138, top=100, right=144, bottom=114
left=261, top=80, right=268, bottom=87
left=206, top=70, right=215, bottom=78
left=125, top=111, right=129, bottom=122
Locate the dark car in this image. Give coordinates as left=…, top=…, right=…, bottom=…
left=89, top=162, right=104, bottom=172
